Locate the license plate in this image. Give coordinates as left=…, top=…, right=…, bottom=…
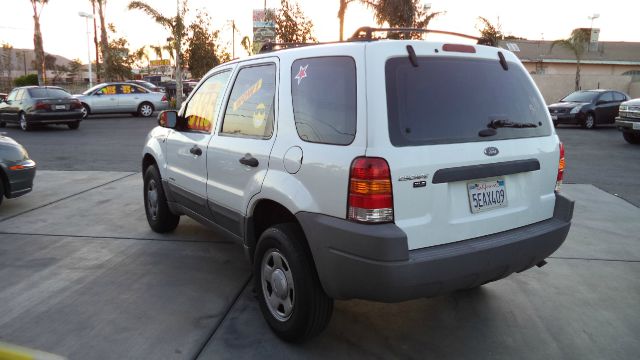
left=633, top=122, right=640, bottom=130
left=551, top=115, right=558, bottom=120
left=55, top=105, right=66, bottom=110
left=467, top=179, right=507, bottom=213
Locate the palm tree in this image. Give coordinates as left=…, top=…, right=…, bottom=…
left=338, top=0, right=354, bottom=41
left=96, top=0, right=109, bottom=80
left=241, top=36, right=252, bottom=56
left=128, top=0, right=187, bottom=108
left=29, top=0, right=48, bottom=85
left=90, top=0, right=101, bottom=82
left=551, top=29, right=591, bottom=91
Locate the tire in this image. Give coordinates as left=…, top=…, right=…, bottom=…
left=623, top=132, right=640, bottom=145
left=19, top=113, right=31, bottom=131
left=0, top=175, right=4, bottom=206
left=81, top=104, right=90, bottom=120
left=552, top=120, right=559, bottom=128
left=0, top=121, right=6, bottom=128
left=138, top=102, right=154, bottom=117
left=67, top=121, right=80, bottom=130
left=254, top=223, right=333, bottom=343
left=143, top=165, right=180, bottom=233
left=583, top=113, right=596, bottom=129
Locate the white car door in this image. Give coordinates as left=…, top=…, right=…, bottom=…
left=165, top=70, right=233, bottom=216
left=206, top=59, right=278, bottom=237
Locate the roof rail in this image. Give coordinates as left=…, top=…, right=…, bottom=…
left=348, top=27, right=481, bottom=43
left=259, top=42, right=319, bottom=54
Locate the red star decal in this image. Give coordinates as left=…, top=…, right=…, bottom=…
left=295, top=65, right=309, bottom=85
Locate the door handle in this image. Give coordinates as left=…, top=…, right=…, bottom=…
left=239, top=153, right=259, bottom=167
left=190, top=145, right=202, bottom=156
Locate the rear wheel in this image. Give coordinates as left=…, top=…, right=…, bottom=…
left=67, top=121, right=80, bottom=130
left=254, top=223, right=333, bottom=343
left=0, top=121, right=6, bottom=128
left=623, top=132, right=640, bottom=145
left=143, top=165, right=180, bottom=233
left=552, top=120, right=559, bottom=128
left=0, top=176, right=4, bottom=206
left=583, top=113, right=596, bottom=129
left=138, top=102, right=154, bottom=117
left=19, top=113, right=31, bottom=131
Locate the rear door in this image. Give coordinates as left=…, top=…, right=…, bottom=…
left=205, top=59, right=278, bottom=237
left=366, top=42, right=558, bottom=250
left=117, top=84, right=141, bottom=112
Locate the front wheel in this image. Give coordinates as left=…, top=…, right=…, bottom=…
left=143, top=165, right=180, bottom=233
left=623, top=132, right=640, bottom=145
left=19, top=113, right=31, bottom=131
left=583, top=113, right=596, bottom=129
left=81, top=104, right=90, bottom=120
left=68, top=121, right=80, bottom=130
left=254, top=223, right=333, bottom=343
left=0, top=121, right=6, bottom=128
left=138, top=102, right=154, bottom=117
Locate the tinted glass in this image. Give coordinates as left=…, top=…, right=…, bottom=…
left=83, top=84, right=104, bottom=95
left=221, top=64, right=276, bottom=139
left=98, top=85, right=117, bottom=95
left=183, top=71, right=231, bottom=132
left=599, top=92, right=614, bottom=102
left=291, top=57, right=356, bottom=145
left=385, top=57, right=551, bottom=146
left=561, top=91, right=598, bottom=103
left=6, top=90, right=17, bottom=101
left=28, top=88, right=71, bottom=99
left=119, top=84, right=146, bottom=94
left=613, top=92, right=626, bottom=101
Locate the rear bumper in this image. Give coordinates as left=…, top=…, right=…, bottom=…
left=298, top=194, right=574, bottom=302
left=1, top=160, right=36, bottom=198
left=27, top=112, right=83, bottom=123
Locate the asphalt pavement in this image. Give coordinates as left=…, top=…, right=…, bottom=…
left=0, top=116, right=638, bottom=359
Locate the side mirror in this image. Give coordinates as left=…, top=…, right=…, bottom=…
left=158, top=110, right=178, bottom=129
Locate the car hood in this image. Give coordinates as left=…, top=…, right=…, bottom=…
left=621, top=98, right=640, bottom=106
left=548, top=102, right=589, bottom=109
left=0, top=134, right=20, bottom=148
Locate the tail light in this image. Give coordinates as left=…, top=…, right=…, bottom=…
left=34, top=101, right=49, bottom=110
left=161, top=95, right=168, bottom=102
left=555, top=142, right=565, bottom=192
left=70, top=99, right=82, bottom=110
left=348, top=157, right=394, bottom=223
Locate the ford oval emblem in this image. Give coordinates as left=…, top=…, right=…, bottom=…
left=484, top=147, right=499, bottom=156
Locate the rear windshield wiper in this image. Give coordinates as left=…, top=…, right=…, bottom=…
left=488, top=119, right=538, bottom=129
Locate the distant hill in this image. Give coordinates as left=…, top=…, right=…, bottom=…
left=0, top=47, right=77, bottom=73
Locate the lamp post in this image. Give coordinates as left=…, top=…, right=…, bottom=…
left=78, top=11, right=94, bottom=88
left=588, top=13, right=600, bottom=29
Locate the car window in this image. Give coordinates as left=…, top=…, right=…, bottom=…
left=220, top=64, right=276, bottom=139
left=98, top=85, right=117, bottom=95
left=599, top=92, right=614, bottom=102
left=561, top=91, right=598, bottom=103
left=119, top=84, right=147, bottom=94
left=291, top=57, right=356, bottom=145
left=182, top=70, right=231, bottom=133
left=386, top=56, right=551, bottom=146
left=613, top=92, right=626, bottom=102
left=15, top=89, right=25, bottom=101
left=28, top=88, right=70, bottom=99
left=6, top=90, right=17, bottom=101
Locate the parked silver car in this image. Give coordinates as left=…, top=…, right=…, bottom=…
left=74, top=83, right=169, bottom=119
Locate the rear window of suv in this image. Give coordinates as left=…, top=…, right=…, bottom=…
left=385, top=57, right=551, bottom=146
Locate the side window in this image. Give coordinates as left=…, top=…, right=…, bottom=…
left=120, top=84, right=133, bottom=94
left=614, top=92, right=626, bottom=102
left=98, top=85, right=117, bottom=95
left=291, top=56, right=356, bottom=145
left=134, top=85, right=148, bottom=94
left=15, top=90, right=25, bottom=101
left=220, top=64, right=276, bottom=139
left=599, top=92, right=614, bottom=102
left=6, top=90, right=17, bottom=101
left=183, top=71, right=231, bottom=132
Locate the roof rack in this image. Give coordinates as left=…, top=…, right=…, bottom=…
left=259, top=42, right=320, bottom=54
left=349, top=27, right=481, bottom=43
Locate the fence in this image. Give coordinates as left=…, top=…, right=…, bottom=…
left=529, top=74, right=638, bottom=103
left=0, top=77, right=93, bottom=95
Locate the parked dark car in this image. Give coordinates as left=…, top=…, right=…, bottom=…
left=615, top=98, right=640, bottom=144
left=548, top=90, right=629, bottom=129
left=0, top=134, right=36, bottom=206
left=126, top=80, right=166, bottom=93
left=0, top=86, right=83, bottom=131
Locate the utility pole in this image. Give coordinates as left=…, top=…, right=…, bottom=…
left=232, top=20, right=235, bottom=59
left=23, top=51, right=27, bottom=76
left=175, top=0, right=183, bottom=109
left=79, top=12, right=94, bottom=88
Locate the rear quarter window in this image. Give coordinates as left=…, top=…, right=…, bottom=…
left=291, top=56, right=356, bottom=145
left=385, top=57, right=551, bottom=146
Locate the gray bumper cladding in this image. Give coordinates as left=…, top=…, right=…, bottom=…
left=297, top=194, right=574, bottom=302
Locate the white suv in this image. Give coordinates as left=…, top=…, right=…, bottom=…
left=142, top=29, right=574, bottom=342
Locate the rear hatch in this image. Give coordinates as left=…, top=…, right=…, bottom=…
left=364, top=41, right=560, bottom=250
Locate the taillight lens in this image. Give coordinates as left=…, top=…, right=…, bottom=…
left=556, top=142, right=565, bottom=192
left=348, top=157, right=394, bottom=223
left=34, top=101, right=49, bottom=110
left=70, top=99, right=82, bottom=109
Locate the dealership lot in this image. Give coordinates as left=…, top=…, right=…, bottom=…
left=0, top=118, right=639, bottom=359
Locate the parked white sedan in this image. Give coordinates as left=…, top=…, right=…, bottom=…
left=74, top=83, right=169, bottom=119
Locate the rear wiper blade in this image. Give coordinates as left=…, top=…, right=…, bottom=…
left=488, top=119, right=538, bottom=129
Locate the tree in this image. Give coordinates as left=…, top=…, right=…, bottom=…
left=240, top=36, right=252, bottom=56
left=338, top=0, right=354, bottom=41
left=96, top=0, right=110, bottom=80
left=29, top=0, right=48, bottom=85
left=128, top=0, right=188, bottom=108
left=90, top=0, right=101, bottom=82
left=1, top=43, right=14, bottom=79
left=363, top=0, right=445, bottom=39
left=476, top=16, right=503, bottom=46
left=275, top=0, right=316, bottom=43
left=133, top=46, right=150, bottom=74
left=52, top=63, right=69, bottom=82
left=551, top=29, right=591, bottom=91
left=44, top=53, right=56, bottom=72
left=185, top=10, right=230, bottom=78
left=68, top=58, right=83, bottom=80
left=103, top=24, right=135, bottom=80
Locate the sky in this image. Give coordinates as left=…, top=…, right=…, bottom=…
left=0, top=0, right=638, bottom=64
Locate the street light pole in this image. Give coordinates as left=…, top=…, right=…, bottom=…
left=78, top=12, right=94, bottom=88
